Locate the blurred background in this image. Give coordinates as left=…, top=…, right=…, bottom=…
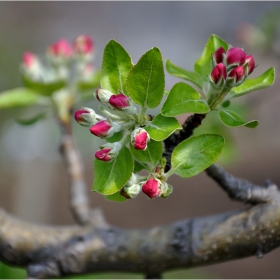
left=1, top=1, right=280, bottom=278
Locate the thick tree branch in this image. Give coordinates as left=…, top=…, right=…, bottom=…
left=58, top=118, right=108, bottom=228
left=206, top=164, right=278, bottom=204
left=0, top=168, right=280, bottom=278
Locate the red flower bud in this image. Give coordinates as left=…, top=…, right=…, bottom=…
left=229, top=66, right=246, bottom=83
left=73, top=34, right=94, bottom=55
left=90, top=120, right=111, bottom=137
left=95, top=148, right=112, bottom=162
left=49, top=38, right=72, bottom=57
left=226, top=47, right=246, bottom=66
left=214, top=47, right=226, bottom=64
left=74, top=109, right=90, bottom=123
left=245, top=55, right=255, bottom=75
left=210, top=63, right=227, bottom=84
left=142, top=179, right=161, bottom=198
left=23, top=52, right=36, bottom=68
left=131, top=128, right=150, bottom=150
left=109, top=93, right=130, bottom=109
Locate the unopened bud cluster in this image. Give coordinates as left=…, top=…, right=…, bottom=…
left=207, top=46, right=256, bottom=108
left=21, top=34, right=95, bottom=85
left=75, top=88, right=150, bottom=163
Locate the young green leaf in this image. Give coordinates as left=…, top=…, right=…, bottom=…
left=93, top=146, right=133, bottom=195
left=194, top=34, right=228, bottom=80
left=126, top=47, right=165, bottom=108
left=169, top=134, right=224, bottom=178
left=22, top=75, right=66, bottom=96
left=161, top=82, right=210, bottom=117
left=130, top=139, right=163, bottom=167
left=101, top=40, right=133, bottom=94
left=145, top=114, right=181, bottom=141
left=219, top=109, right=258, bottom=128
left=133, top=159, right=149, bottom=173
left=230, top=67, right=275, bottom=98
left=16, top=112, right=46, bottom=126
left=166, top=59, right=203, bottom=89
left=105, top=192, right=127, bottom=202
left=0, top=88, right=43, bottom=109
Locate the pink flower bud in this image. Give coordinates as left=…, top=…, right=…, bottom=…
left=73, top=34, right=94, bottom=54
left=245, top=55, right=255, bottom=75
left=142, top=179, right=161, bottom=198
left=226, top=47, right=246, bottom=66
left=214, top=47, right=226, bottom=64
left=49, top=38, right=72, bottom=57
left=109, top=93, right=130, bottom=109
left=95, top=148, right=112, bottom=162
left=210, top=63, right=227, bottom=84
left=74, top=109, right=90, bottom=123
left=89, top=120, right=111, bottom=137
left=229, top=66, right=246, bottom=83
left=23, top=52, right=36, bottom=68
left=131, top=128, right=150, bottom=150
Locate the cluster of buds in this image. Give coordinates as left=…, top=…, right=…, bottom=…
left=21, top=34, right=95, bottom=83
left=207, top=46, right=256, bottom=108
left=75, top=88, right=151, bottom=162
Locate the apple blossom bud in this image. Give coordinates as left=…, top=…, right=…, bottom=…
left=131, top=128, right=150, bottom=150
left=210, top=63, right=227, bottom=84
left=95, top=89, right=114, bottom=104
left=109, top=93, right=130, bottom=109
left=73, top=34, right=94, bottom=55
left=142, top=178, right=161, bottom=199
left=225, top=47, right=246, bottom=66
left=245, top=55, right=255, bottom=75
left=213, top=47, right=226, bottom=64
left=90, top=120, right=111, bottom=137
left=74, top=107, right=101, bottom=127
left=23, top=52, right=36, bottom=68
left=95, top=148, right=112, bottom=162
left=228, top=66, right=246, bottom=84
left=120, top=174, right=141, bottom=199
left=160, top=182, right=173, bottom=198
left=48, top=38, right=72, bottom=58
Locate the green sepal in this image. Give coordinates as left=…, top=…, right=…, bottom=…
left=130, top=139, right=163, bottom=168
left=194, top=34, right=228, bottom=80
left=166, top=59, right=203, bottom=89
left=105, top=192, right=127, bottom=202
left=16, top=112, right=46, bottom=126
left=230, top=67, right=275, bottom=98
left=219, top=109, right=258, bottom=128
left=161, top=82, right=210, bottom=117
left=92, top=146, right=133, bottom=195
left=101, top=40, right=133, bottom=94
left=22, top=74, right=66, bottom=96
left=126, top=47, right=165, bottom=108
left=169, top=134, right=224, bottom=178
left=145, top=114, right=181, bottom=141
left=0, top=88, right=44, bottom=109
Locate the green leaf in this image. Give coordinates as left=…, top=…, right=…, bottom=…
left=22, top=75, right=66, bottom=96
left=16, top=112, right=46, bottom=126
left=145, top=114, right=181, bottom=141
left=105, top=192, right=127, bottom=202
left=161, top=82, right=210, bottom=117
left=93, top=146, right=133, bottom=195
left=106, top=130, right=124, bottom=143
left=219, top=109, right=258, bottom=128
left=230, top=67, right=275, bottom=98
left=101, top=40, right=133, bottom=94
left=194, top=34, right=228, bottom=80
left=133, top=159, right=149, bottom=173
left=0, top=88, right=43, bottom=109
left=126, top=47, right=165, bottom=108
left=166, top=59, right=203, bottom=89
left=170, top=134, right=224, bottom=178
left=130, top=139, right=163, bottom=167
